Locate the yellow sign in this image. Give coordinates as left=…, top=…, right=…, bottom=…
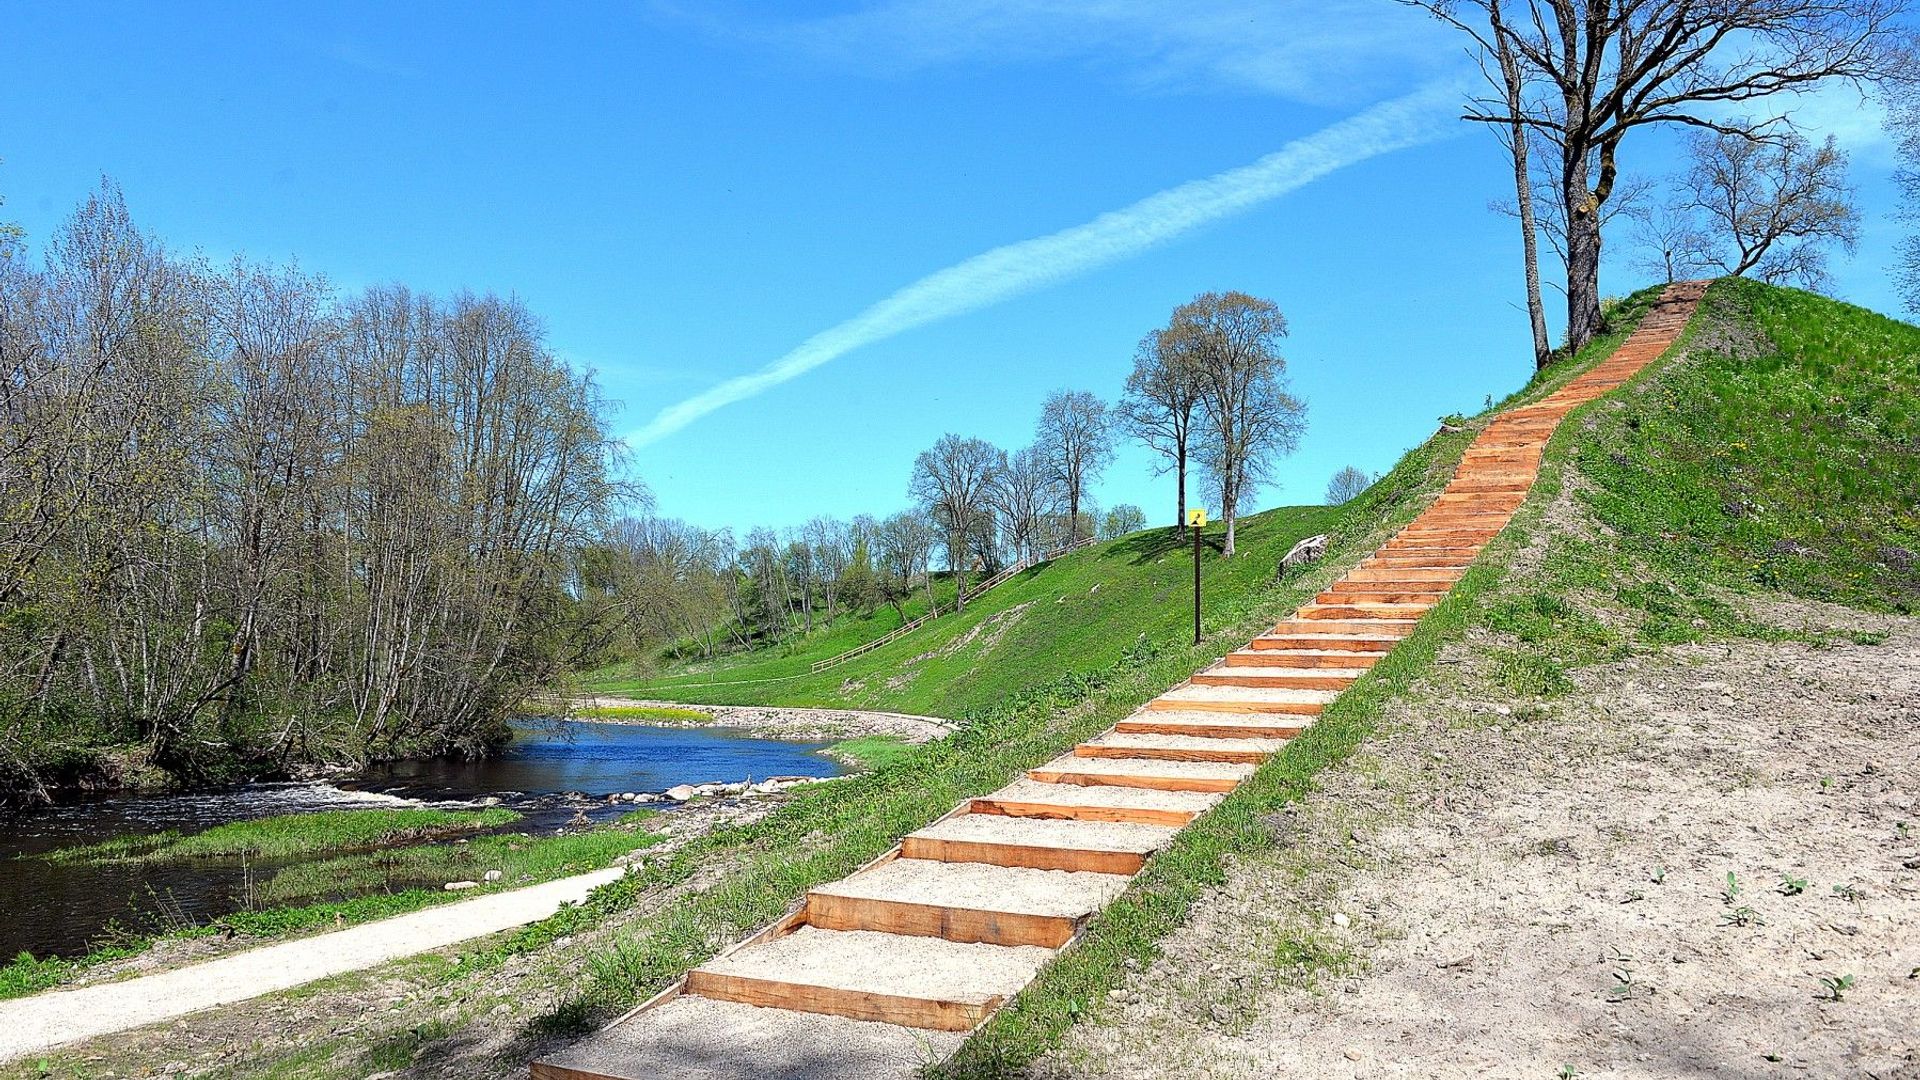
left=1187, top=508, right=1208, bottom=527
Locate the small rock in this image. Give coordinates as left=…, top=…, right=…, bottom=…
left=1332, top=912, right=1351, bottom=928
left=444, top=880, right=479, bottom=891
left=665, top=784, right=697, bottom=802
left=1344, top=1047, right=1364, bottom=1061
left=1435, top=954, right=1474, bottom=969
left=483, top=869, right=503, bottom=883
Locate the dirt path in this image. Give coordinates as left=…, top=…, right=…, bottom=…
left=573, top=696, right=952, bottom=743
left=0, top=865, right=627, bottom=1063
left=1038, top=613, right=1920, bottom=1079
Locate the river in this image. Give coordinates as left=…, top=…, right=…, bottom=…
left=0, top=720, right=844, bottom=961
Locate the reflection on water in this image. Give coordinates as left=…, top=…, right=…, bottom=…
left=0, top=721, right=842, bottom=960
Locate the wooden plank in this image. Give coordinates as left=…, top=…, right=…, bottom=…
left=1073, top=742, right=1272, bottom=764
left=804, top=891, right=1080, bottom=948
left=1115, top=718, right=1308, bottom=740
left=1026, top=766, right=1242, bottom=793
left=1190, top=671, right=1356, bottom=690
left=1227, top=648, right=1385, bottom=667
left=900, top=835, right=1147, bottom=875
left=1144, top=696, right=1323, bottom=715
left=684, top=969, right=996, bottom=1032
left=970, top=796, right=1198, bottom=827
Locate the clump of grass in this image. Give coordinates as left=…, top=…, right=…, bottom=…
left=259, top=817, right=661, bottom=904
left=42, top=808, right=521, bottom=865
left=826, top=735, right=917, bottom=771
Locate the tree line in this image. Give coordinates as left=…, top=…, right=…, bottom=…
left=1, top=182, right=622, bottom=800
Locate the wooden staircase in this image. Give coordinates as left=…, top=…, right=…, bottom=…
left=531, top=281, right=1709, bottom=1080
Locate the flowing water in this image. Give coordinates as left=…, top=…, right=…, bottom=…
left=0, top=720, right=844, bottom=960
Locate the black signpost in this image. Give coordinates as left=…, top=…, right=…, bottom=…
left=1189, top=508, right=1206, bottom=644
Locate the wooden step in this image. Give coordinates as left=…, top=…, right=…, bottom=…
left=1150, top=684, right=1337, bottom=714
left=970, top=777, right=1222, bottom=827
left=1267, top=618, right=1419, bottom=636
left=1115, top=713, right=1312, bottom=740
left=1074, top=731, right=1285, bottom=764
left=531, top=994, right=970, bottom=1080
left=902, top=814, right=1178, bottom=875
left=1191, top=668, right=1362, bottom=689
left=806, top=859, right=1129, bottom=948
left=1027, top=753, right=1254, bottom=793
left=684, top=926, right=1050, bottom=1032
left=1345, top=567, right=1464, bottom=583
left=1229, top=646, right=1388, bottom=666
left=1295, top=602, right=1433, bottom=621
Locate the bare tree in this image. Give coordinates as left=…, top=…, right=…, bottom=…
left=1325, top=465, right=1374, bottom=505
left=908, top=434, right=1002, bottom=611
left=875, top=510, right=938, bottom=616
left=1034, top=390, right=1113, bottom=545
left=1408, top=0, right=1913, bottom=356
left=1627, top=198, right=1715, bottom=284
left=989, top=444, right=1055, bottom=564
left=1679, top=127, right=1860, bottom=289
left=1174, top=292, right=1308, bottom=557
left=1116, top=328, right=1204, bottom=538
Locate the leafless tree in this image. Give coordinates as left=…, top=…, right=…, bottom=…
left=1035, top=390, right=1113, bottom=545
left=990, top=444, right=1056, bottom=565
left=908, top=434, right=1002, bottom=611
left=1325, top=465, right=1374, bottom=505
left=1174, top=292, right=1308, bottom=557
left=1408, top=0, right=1913, bottom=356
left=1116, top=328, right=1204, bottom=538
left=1679, top=127, right=1859, bottom=289
left=875, top=510, right=938, bottom=616
left=1627, top=198, right=1715, bottom=284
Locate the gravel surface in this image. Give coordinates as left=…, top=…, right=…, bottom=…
left=816, top=858, right=1130, bottom=917
left=911, top=814, right=1177, bottom=853
left=700, top=927, right=1050, bottom=1001
left=984, top=778, right=1225, bottom=815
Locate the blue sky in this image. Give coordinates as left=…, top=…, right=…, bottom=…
left=3, top=1, right=1911, bottom=534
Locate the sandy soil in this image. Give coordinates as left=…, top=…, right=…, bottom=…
left=1039, top=610, right=1920, bottom=1079
left=574, top=696, right=952, bottom=744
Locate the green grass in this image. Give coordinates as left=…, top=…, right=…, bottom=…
left=589, top=505, right=1342, bottom=719
left=1477, top=279, right=1920, bottom=694
left=825, top=735, right=917, bottom=771
left=258, top=813, right=662, bottom=904
left=40, top=808, right=522, bottom=865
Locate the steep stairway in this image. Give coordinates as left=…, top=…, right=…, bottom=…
left=532, top=281, right=1709, bottom=1080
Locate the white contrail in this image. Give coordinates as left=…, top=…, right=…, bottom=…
left=629, top=81, right=1462, bottom=447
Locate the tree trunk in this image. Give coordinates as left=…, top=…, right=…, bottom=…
left=1220, top=477, right=1237, bottom=558
left=951, top=534, right=967, bottom=612
left=1174, top=445, right=1187, bottom=541
left=1497, top=28, right=1552, bottom=369
left=1565, top=198, right=1605, bottom=354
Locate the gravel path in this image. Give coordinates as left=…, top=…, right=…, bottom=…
left=0, top=865, right=626, bottom=1063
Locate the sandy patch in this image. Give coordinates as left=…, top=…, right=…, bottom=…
left=573, top=697, right=951, bottom=744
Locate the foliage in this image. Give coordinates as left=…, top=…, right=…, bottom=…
left=825, top=735, right=918, bottom=771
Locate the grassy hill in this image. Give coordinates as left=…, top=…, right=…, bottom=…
left=585, top=505, right=1341, bottom=719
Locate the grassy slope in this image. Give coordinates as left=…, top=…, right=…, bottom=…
left=590, top=506, right=1342, bottom=719
left=938, top=280, right=1920, bottom=1074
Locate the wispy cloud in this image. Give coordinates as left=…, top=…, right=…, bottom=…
left=663, top=0, right=1455, bottom=106
left=627, top=81, right=1465, bottom=447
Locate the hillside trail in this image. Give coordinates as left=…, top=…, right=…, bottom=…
left=0, top=866, right=625, bottom=1063
left=532, top=283, right=1713, bottom=1080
